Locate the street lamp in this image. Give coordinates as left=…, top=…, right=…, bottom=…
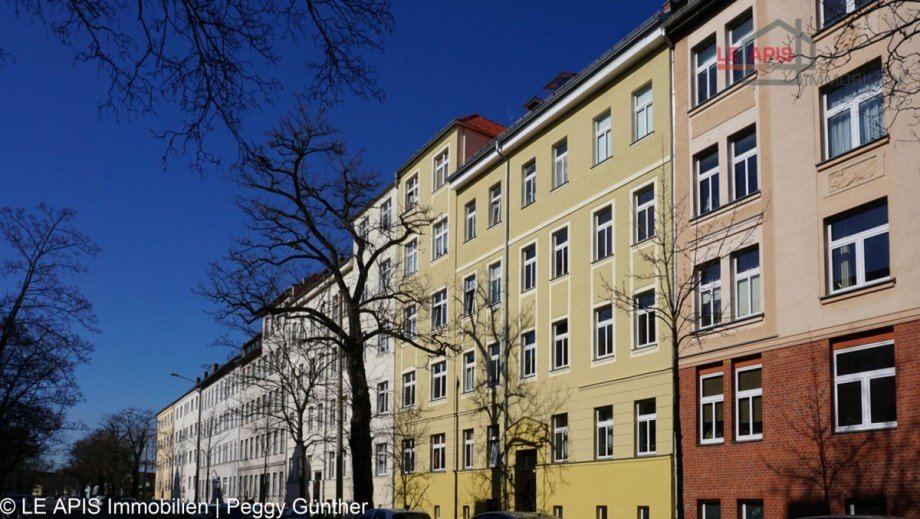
left=171, top=372, right=203, bottom=502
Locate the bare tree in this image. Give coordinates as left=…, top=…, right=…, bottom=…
left=200, top=106, right=450, bottom=505
left=0, top=205, right=99, bottom=489
left=104, top=408, right=157, bottom=498
left=3, top=0, right=394, bottom=171
left=603, top=169, right=765, bottom=519
left=454, top=276, right=566, bottom=511
left=388, top=406, right=430, bottom=511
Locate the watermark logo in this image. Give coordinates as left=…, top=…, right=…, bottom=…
left=717, top=18, right=816, bottom=86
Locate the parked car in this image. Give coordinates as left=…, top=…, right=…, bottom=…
left=473, top=513, right=556, bottom=519
left=357, top=509, right=432, bottom=519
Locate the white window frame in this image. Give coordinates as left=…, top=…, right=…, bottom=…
left=487, top=343, right=501, bottom=387
left=594, top=112, right=612, bottom=164
left=376, top=381, right=389, bottom=414
left=634, top=290, right=656, bottom=348
left=728, top=13, right=755, bottom=85
left=462, top=274, right=476, bottom=316
left=402, top=370, right=416, bottom=408
left=552, top=228, right=569, bottom=278
left=699, top=373, right=724, bottom=444
left=553, top=139, right=568, bottom=188
left=594, top=304, right=614, bottom=359
left=463, top=429, right=474, bottom=469
left=375, top=443, right=387, bottom=476
left=734, top=248, right=761, bottom=319
left=462, top=351, right=475, bottom=393
left=487, top=426, right=499, bottom=468
left=404, top=304, right=417, bottom=338
left=523, top=162, right=537, bottom=206
left=694, top=39, right=718, bottom=106
left=636, top=399, right=656, bottom=456
left=489, top=184, right=502, bottom=227
left=552, top=414, right=568, bottom=462
left=404, top=239, right=418, bottom=276
left=405, top=174, right=419, bottom=210
left=552, top=320, right=569, bottom=370
left=521, top=330, right=536, bottom=379
left=488, top=262, right=502, bottom=305
left=401, top=439, right=415, bottom=474
left=820, top=0, right=870, bottom=28
left=735, top=365, right=763, bottom=441
left=431, top=360, right=447, bottom=401
left=635, top=186, right=655, bottom=243
left=739, top=500, right=763, bottom=519
left=822, top=66, right=884, bottom=159
left=433, top=218, right=449, bottom=259
left=595, top=406, right=614, bottom=459
left=697, top=262, right=722, bottom=329
left=594, top=206, right=613, bottom=260
left=696, top=149, right=720, bottom=215
left=379, top=199, right=392, bottom=230
left=433, top=149, right=449, bottom=191
left=522, top=244, right=537, bottom=292
left=833, top=341, right=897, bottom=432
left=731, top=129, right=758, bottom=200
left=431, top=289, right=448, bottom=329
left=464, top=200, right=476, bottom=241
left=633, top=84, right=653, bottom=141
left=379, top=259, right=392, bottom=293
left=826, top=204, right=889, bottom=294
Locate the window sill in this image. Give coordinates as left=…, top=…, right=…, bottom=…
left=592, top=254, right=614, bottom=266
left=463, top=236, right=476, bottom=243
left=813, top=3, right=879, bottom=42
left=735, top=435, right=763, bottom=443
left=592, top=156, right=613, bottom=170
left=689, top=191, right=762, bottom=225
left=550, top=273, right=569, bottom=282
left=688, top=71, right=757, bottom=117
left=835, top=422, right=897, bottom=434
left=549, top=367, right=571, bottom=376
left=821, top=277, right=895, bottom=305
left=591, top=355, right=615, bottom=367
left=488, top=221, right=501, bottom=229
left=816, top=134, right=889, bottom=171
left=631, top=131, right=655, bottom=147
left=692, top=312, right=765, bottom=335
left=699, top=439, right=724, bottom=446
left=522, top=201, right=536, bottom=209
left=550, top=181, right=569, bottom=193
left=632, top=236, right=656, bottom=248
left=521, top=287, right=536, bottom=295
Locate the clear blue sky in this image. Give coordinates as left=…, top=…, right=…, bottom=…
left=0, top=1, right=657, bottom=449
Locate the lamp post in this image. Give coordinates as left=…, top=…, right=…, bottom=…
left=171, top=372, right=203, bottom=502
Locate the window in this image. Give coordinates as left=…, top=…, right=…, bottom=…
left=834, top=340, right=896, bottom=431
left=431, top=289, right=448, bottom=329
left=376, top=381, right=389, bottom=414
left=431, top=361, right=447, bottom=401
left=523, top=162, right=537, bottom=206
left=696, top=148, right=719, bottom=215
left=379, top=259, right=392, bottom=294
left=553, top=506, right=563, bottom=518
left=487, top=425, right=499, bottom=467
left=487, top=343, right=501, bottom=386
left=736, top=366, right=763, bottom=440
left=635, top=290, right=656, bottom=348
left=489, top=263, right=502, bottom=305
left=402, top=371, right=416, bottom=408
left=433, top=218, right=449, bottom=259
left=595, top=406, right=613, bottom=459
left=433, top=150, right=449, bottom=190
left=594, top=112, right=612, bottom=164
left=404, top=239, right=418, bottom=276
left=357, top=218, right=369, bottom=242
left=595, top=305, right=614, bottom=359
left=463, top=429, right=474, bottom=469
left=827, top=201, right=889, bottom=293
left=699, top=501, right=720, bottom=519
left=638, top=506, right=650, bottom=519
left=464, top=201, right=476, bottom=241
left=731, top=128, right=758, bottom=200
left=552, top=228, right=569, bottom=278
left=823, top=65, right=884, bottom=158
left=694, top=39, right=718, bottom=105
left=700, top=373, right=724, bottom=443
left=822, top=0, right=873, bottom=28
left=380, top=199, right=392, bottom=230
left=846, top=499, right=887, bottom=515
left=522, top=245, right=537, bottom=292
left=594, top=206, right=613, bottom=260
left=430, top=433, right=446, bottom=471
left=462, top=275, right=476, bottom=316
left=552, top=320, right=569, bottom=370
left=739, top=500, right=763, bottom=519
left=404, top=304, right=417, bottom=338
left=634, top=84, right=653, bottom=140
left=463, top=351, right=476, bottom=393
left=553, top=140, right=568, bottom=188
left=698, top=261, right=722, bottom=329
left=597, top=506, right=608, bottom=519
left=405, top=174, right=419, bottom=210
left=463, top=507, right=471, bottom=519
left=521, top=331, right=536, bottom=378
left=636, top=399, right=656, bottom=455
left=635, top=186, right=655, bottom=243
left=735, top=248, right=761, bottom=318
left=401, top=439, right=415, bottom=473
left=552, top=414, right=568, bottom=462
left=489, top=184, right=502, bottom=227
left=378, top=333, right=390, bottom=354
left=375, top=443, right=387, bottom=476
left=728, top=14, right=755, bottom=84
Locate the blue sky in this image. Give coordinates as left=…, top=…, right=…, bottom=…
left=0, top=1, right=657, bottom=450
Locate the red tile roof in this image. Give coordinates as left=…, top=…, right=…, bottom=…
left=456, top=114, right=506, bottom=139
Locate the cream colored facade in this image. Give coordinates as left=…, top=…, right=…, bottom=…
left=393, top=17, right=675, bottom=519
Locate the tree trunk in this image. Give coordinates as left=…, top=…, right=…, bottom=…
left=672, top=333, right=684, bottom=519
left=344, top=341, right=373, bottom=506
left=298, top=440, right=309, bottom=501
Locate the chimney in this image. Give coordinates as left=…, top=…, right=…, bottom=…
left=203, top=370, right=209, bottom=380
left=212, top=363, right=219, bottom=373
left=195, top=377, right=201, bottom=385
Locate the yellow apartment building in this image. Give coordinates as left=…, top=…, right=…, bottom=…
left=393, top=13, right=674, bottom=519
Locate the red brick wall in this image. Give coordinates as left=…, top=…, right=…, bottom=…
left=680, top=320, right=920, bottom=519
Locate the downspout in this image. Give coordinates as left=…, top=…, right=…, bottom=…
left=494, top=140, right=511, bottom=510
left=453, top=376, right=460, bottom=519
